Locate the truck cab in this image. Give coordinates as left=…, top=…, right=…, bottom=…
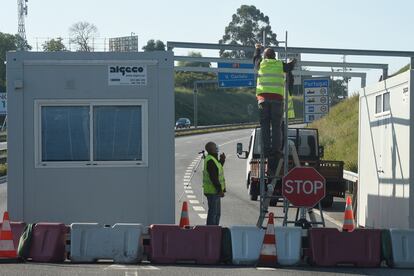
left=237, top=127, right=345, bottom=208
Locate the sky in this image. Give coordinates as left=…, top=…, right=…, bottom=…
left=1, top=0, right=413, bottom=93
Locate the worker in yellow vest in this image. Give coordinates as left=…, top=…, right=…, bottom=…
left=203, top=141, right=226, bottom=225
left=253, top=43, right=296, bottom=177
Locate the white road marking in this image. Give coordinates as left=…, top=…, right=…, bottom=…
left=184, top=172, right=192, bottom=176
left=198, top=214, right=207, bottom=219
left=192, top=206, right=205, bottom=212
left=104, top=264, right=159, bottom=271
left=187, top=195, right=196, bottom=199
left=183, top=176, right=191, bottom=180
left=185, top=190, right=194, bottom=194
left=186, top=169, right=193, bottom=173
left=183, top=185, right=192, bottom=189
left=125, top=272, right=138, bottom=276
left=256, top=267, right=277, bottom=271
left=313, top=208, right=343, bottom=228
left=218, top=136, right=250, bottom=147
left=189, top=199, right=200, bottom=204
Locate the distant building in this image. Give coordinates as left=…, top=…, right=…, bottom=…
left=109, top=35, right=139, bottom=52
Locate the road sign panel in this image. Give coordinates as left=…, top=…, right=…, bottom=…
left=0, top=93, right=6, bottom=115
left=303, top=78, right=330, bottom=123
left=218, top=62, right=255, bottom=88
left=305, top=95, right=328, bottom=105
left=282, top=167, right=326, bottom=207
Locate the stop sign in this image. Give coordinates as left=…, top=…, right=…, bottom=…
left=282, top=167, right=326, bottom=207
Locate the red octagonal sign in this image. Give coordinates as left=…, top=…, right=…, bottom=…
left=282, top=167, right=326, bottom=207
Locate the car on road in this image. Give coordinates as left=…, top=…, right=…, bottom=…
left=175, top=118, right=191, bottom=129
left=236, top=127, right=346, bottom=208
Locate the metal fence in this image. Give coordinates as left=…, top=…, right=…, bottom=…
left=31, top=37, right=136, bottom=52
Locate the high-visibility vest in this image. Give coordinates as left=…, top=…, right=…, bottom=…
left=256, top=59, right=285, bottom=96
left=288, top=95, right=295, bottom=119
left=203, top=154, right=226, bottom=195
left=257, top=59, right=296, bottom=119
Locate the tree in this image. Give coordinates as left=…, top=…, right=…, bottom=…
left=69, top=21, right=98, bottom=52
left=175, top=52, right=214, bottom=88
left=177, top=51, right=210, bottom=68
left=0, top=32, right=31, bottom=91
left=142, top=39, right=165, bottom=51
left=42, top=37, right=66, bottom=52
left=219, top=5, right=278, bottom=58
left=15, top=35, right=32, bottom=51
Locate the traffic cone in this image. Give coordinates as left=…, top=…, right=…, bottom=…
left=179, top=201, right=190, bottom=228
left=257, top=212, right=278, bottom=267
left=342, top=196, right=355, bottom=232
left=0, top=212, right=18, bottom=259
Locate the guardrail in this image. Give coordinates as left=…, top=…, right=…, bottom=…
left=343, top=169, right=358, bottom=193
left=175, top=123, right=259, bottom=137
left=343, top=169, right=358, bottom=219
left=175, top=119, right=305, bottom=137
left=343, top=170, right=358, bottom=183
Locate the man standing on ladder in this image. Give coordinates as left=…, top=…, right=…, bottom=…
left=253, top=43, right=296, bottom=177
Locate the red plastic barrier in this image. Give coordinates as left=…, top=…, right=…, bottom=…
left=149, top=225, right=222, bottom=264
left=0, top=222, right=26, bottom=249
left=29, top=223, right=67, bottom=262
left=309, top=228, right=381, bottom=267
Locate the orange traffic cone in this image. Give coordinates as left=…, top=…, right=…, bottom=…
left=0, top=212, right=18, bottom=259
left=179, top=201, right=190, bottom=228
left=257, top=212, right=278, bottom=267
left=342, top=196, right=355, bottom=232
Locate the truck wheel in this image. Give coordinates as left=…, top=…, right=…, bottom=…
left=321, top=195, right=334, bottom=208
left=250, top=194, right=258, bottom=201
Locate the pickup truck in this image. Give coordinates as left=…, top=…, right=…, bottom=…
left=236, top=127, right=346, bottom=208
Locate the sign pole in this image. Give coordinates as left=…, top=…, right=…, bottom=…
left=283, top=31, right=290, bottom=221
left=193, top=82, right=198, bottom=128
left=283, top=31, right=289, bottom=177
left=257, top=30, right=266, bottom=228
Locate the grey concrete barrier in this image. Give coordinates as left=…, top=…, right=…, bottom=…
left=70, top=223, right=144, bottom=264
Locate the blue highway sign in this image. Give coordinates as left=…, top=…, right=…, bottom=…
left=217, top=63, right=255, bottom=88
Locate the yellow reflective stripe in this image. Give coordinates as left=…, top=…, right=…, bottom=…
left=258, top=76, right=284, bottom=82
left=257, top=82, right=284, bottom=87
left=257, top=73, right=285, bottom=78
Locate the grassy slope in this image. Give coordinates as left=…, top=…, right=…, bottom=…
left=175, top=87, right=259, bottom=125
left=175, top=87, right=304, bottom=125
left=310, top=95, right=359, bottom=172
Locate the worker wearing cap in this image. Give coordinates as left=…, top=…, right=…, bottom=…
left=203, top=141, right=226, bottom=225
left=253, top=43, right=296, bottom=177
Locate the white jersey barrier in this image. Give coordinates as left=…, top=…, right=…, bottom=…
left=388, top=229, right=414, bottom=268
left=70, top=223, right=143, bottom=263
left=230, top=225, right=302, bottom=266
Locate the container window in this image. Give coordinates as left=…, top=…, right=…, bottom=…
left=37, top=100, right=147, bottom=167
left=376, top=95, right=382, bottom=114
left=41, top=106, right=90, bottom=161
left=383, top=92, right=390, bottom=112
left=93, top=106, right=142, bottom=161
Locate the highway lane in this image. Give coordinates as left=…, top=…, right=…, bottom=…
left=175, top=128, right=341, bottom=228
